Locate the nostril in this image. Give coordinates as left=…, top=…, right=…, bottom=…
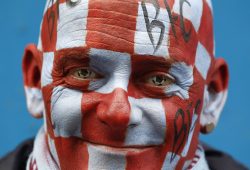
left=128, top=123, right=139, bottom=129
left=96, top=99, right=130, bottom=127
left=127, top=106, right=143, bottom=127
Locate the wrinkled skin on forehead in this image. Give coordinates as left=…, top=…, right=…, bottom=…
left=22, top=0, right=229, bottom=169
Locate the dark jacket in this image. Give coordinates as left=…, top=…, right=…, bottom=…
left=0, top=139, right=249, bottom=170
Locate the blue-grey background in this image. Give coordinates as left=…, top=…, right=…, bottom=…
left=0, top=0, right=249, bottom=168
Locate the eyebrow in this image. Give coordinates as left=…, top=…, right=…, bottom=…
left=131, top=54, right=176, bottom=69
left=55, top=47, right=90, bottom=60
left=53, top=47, right=91, bottom=74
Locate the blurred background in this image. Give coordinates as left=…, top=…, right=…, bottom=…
left=0, top=0, right=249, bottom=168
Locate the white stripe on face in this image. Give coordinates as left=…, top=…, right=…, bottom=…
left=195, top=43, right=211, bottom=79
left=173, top=0, right=203, bottom=32
left=125, top=97, right=166, bottom=146
left=41, top=52, right=54, bottom=87
left=88, top=48, right=131, bottom=94
left=56, top=0, right=89, bottom=50
left=32, top=128, right=59, bottom=170
left=161, top=152, right=180, bottom=170
left=51, top=86, right=83, bottom=138
left=48, top=136, right=60, bottom=168
left=87, top=144, right=127, bottom=170
left=37, top=22, right=43, bottom=51
left=134, top=2, right=171, bottom=57
left=166, top=62, right=194, bottom=99
left=181, top=114, right=198, bottom=157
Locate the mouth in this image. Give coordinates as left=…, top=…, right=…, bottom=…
left=83, top=140, right=158, bottom=152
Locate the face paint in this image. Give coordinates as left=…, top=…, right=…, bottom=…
left=26, top=0, right=219, bottom=169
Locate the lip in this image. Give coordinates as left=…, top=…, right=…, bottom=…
left=83, top=140, right=158, bottom=152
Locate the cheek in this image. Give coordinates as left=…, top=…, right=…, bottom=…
left=162, top=96, right=202, bottom=157
left=42, top=85, right=84, bottom=139
left=51, top=87, right=83, bottom=138
left=125, top=98, right=167, bottom=146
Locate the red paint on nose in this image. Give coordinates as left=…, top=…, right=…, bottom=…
left=96, top=88, right=131, bottom=129
left=81, top=88, right=131, bottom=146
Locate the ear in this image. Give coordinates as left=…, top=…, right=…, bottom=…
left=200, top=58, right=229, bottom=134
left=22, top=44, right=44, bottom=118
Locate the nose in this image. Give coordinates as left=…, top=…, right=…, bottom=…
left=96, top=88, right=131, bottom=129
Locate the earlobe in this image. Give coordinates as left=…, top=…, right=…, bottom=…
left=200, top=58, right=229, bottom=134
left=22, top=44, right=44, bottom=118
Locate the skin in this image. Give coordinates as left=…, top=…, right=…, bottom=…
left=22, top=0, right=229, bottom=169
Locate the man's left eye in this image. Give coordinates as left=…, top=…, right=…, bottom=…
left=146, top=74, right=175, bottom=87
left=70, top=68, right=97, bottom=80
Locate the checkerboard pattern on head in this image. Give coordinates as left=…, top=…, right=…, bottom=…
left=26, top=0, right=217, bottom=169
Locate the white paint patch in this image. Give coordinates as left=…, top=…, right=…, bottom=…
left=161, top=152, right=180, bottom=170
left=88, top=48, right=131, bottom=93
left=191, top=145, right=209, bottom=170
left=182, top=160, right=192, bottom=170
left=37, top=35, right=42, bottom=51
left=173, top=0, right=203, bottom=32
left=134, top=2, right=171, bottom=57
left=87, top=144, right=127, bottom=170
left=41, top=52, right=54, bottom=87
left=51, top=86, right=83, bottom=138
left=200, top=85, right=209, bottom=126
left=181, top=114, right=198, bottom=157
left=30, top=127, right=59, bottom=170
left=167, top=62, right=194, bottom=99
left=125, top=97, right=166, bottom=146
left=24, top=87, right=44, bottom=118
left=195, top=42, right=211, bottom=80
left=43, top=110, right=48, bottom=133
left=56, top=0, right=88, bottom=50
left=37, top=22, right=43, bottom=51
left=48, top=136, right=60, bottom=169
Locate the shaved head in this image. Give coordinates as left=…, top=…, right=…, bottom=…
left=23, top=0, right=229, bottom=169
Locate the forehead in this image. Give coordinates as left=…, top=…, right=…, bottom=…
left=39, top=0, right=214, bottom=66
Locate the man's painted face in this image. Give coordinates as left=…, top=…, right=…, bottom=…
left=30, top=0, right=216, bottom=169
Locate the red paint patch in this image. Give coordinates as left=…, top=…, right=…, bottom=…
left=86, top=0, right=138, bottom=53
left=198, top=0, right=214, bottom=56
left=41, top=3, right=59, bottom=52
left=42, top=84, right=55, bottom=139
left=168, top=13, right=198, bottom=65
left=81, top=88, right=131, bottom=147
left=54, top=137, right=89, bottom=170
left=41, top=0, right=66, bottom=52
left=29, top=157, right=38, bottom=170
left=126, top=147, right=165, bottom=170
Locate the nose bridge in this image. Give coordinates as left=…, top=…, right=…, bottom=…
left=97, top=88, right=131, bottom=128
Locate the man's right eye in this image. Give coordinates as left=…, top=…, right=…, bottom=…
left=70, top=68, right=98, bottom=80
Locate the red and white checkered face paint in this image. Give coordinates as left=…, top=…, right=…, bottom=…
left=25, top=0, right=224, bottom=169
